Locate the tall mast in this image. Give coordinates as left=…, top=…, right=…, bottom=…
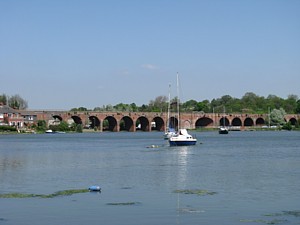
left=176, top=73, right=180, bottom=130
left=223, top=106, right=226, bottom=127
left=166, top=83, right=171, bottom=131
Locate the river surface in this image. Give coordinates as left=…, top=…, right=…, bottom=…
left=0, top=131, right=299, bottom=225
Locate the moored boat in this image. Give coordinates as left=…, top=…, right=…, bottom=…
left=218, top=127, right=229, bottom=134
left=163, top=84, right=176, bottom=139
left=164, top=128, right=176, bottom=140
left=219, top=106, right=229, bottom=134
left=169, top=129, right=197, bottom=146
left=168, top=74, right=197, bottom=146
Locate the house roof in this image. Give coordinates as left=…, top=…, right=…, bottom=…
left=0, top=105, right=18, bottom=114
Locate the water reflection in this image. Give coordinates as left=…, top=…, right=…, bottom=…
left=177, top=146, right=189, bottom=166
left=0, top=157, right=23, bottom=172
left=174, top=146, right=189, bottom=188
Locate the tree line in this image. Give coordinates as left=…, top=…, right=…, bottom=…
left=2, top=92, right=300, bottom=114
left=71, top=92, right=300, bottom=115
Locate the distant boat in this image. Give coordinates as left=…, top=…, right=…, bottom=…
left=45, top=130, right=66, bottom=134
left=219, top=127, right=229, bottom=134
left=168, top=74, right=197, bottom=146
left=164, top=127, right=176, bottom=140
left=219, top=106, right=229, bottom=134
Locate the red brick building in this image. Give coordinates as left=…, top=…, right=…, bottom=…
left=0, top=103, right=24, bottom=127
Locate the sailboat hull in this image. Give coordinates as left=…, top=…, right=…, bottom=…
left=219, top=130, right=229, bottom=134
left=169, top=139, right=197, bottom=146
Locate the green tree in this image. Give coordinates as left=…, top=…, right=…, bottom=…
left=114, top=103, right=127, bottom=111
left=195, top=100, right=210, bottom=112
left=220, top=95, right=233, bottom=106
left=284, top=95, right=298, bottom=113
left=296, top=100, right=300, bottom=114
left=8, top=94, right=28, bottom=109
left=267, top=95, right=284, bottom=110
left=210, top=98, right=220, bottom=113
left=58, top=121, right=70, bottom=131
left=130, top=103, right=138, bottom=112
left=36, top=120, right=47, bottom=132
left=254, top=96, right=267, bottom=113
left=139, top=104, right=149, bottom=112
left=106, top=104, right=114, bottom=111
left=75, top=124, right=83, bottom=133
left=229, top=98, right=242, bottom=113
left=78, top=107, right=88, bottom=111
left=182, top=99, right=198, bottom=111
left=296, top=119, right=300, bottom=129
left=70, top=107, right=88, bottom=111
left=0, top=94, right=8, bottom=105
left=270, top=108, right=286, bottom=126
left=241, top=92, right=260, bottom=113
left=148, top=96, right=168, bottom=112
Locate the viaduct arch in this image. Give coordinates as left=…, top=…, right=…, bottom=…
left=36, top=111, right=299, bottom=132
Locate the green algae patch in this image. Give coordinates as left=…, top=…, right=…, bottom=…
left=0, top=189, right=89, bottom=199
left=240, top=219, right=287, bottom=224
left=263, top=210, right=300, bottom=219
left=121, top=187, right=133, bottom=190
left=0, top=193, right=42, bottom=198
left=178, top=207, right=205, bottom=214
left=240, top=210, right=300, bottom=224
left=173, top=189, right=217, bottom=196
left=106, top=202, right=141, bottom=206
left=282, top=210, right=300, bottom=217
left=40, top=189, right=89, bottom=198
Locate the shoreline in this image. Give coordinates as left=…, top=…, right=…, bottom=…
left=1, top=128, right=299, bottom=135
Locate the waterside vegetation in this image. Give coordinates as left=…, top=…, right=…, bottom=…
left=1, top=92, right=300, bottom=133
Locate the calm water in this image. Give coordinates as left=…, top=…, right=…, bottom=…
left=0, top=131, right=299, bottom=225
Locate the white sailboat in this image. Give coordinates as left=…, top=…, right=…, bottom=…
left=164, top=84, right=176, bottom=139
left=219, top=106, right=229, bottom=134
left=169, top=74, right=197, bottom=146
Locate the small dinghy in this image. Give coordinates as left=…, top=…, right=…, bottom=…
left=89, top=186, right=101, bottom=192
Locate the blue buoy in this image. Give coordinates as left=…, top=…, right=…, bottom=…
left=89, top=186, right=101, bottom=192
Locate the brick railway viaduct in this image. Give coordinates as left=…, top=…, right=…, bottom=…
left=31, top=110, right=299, bottom=132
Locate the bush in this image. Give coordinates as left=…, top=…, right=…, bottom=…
left=35, top=120, right=47, bottom=132
left=49, top=121, right=70, bottom=132
left=282, top=122, right=292, bottom=131
left=0, top=126, right=17, bottom=132
left=75, top=124, right=83, bottom=133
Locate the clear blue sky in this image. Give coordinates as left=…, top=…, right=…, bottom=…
left=1, top=0, right=299, bottom=110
